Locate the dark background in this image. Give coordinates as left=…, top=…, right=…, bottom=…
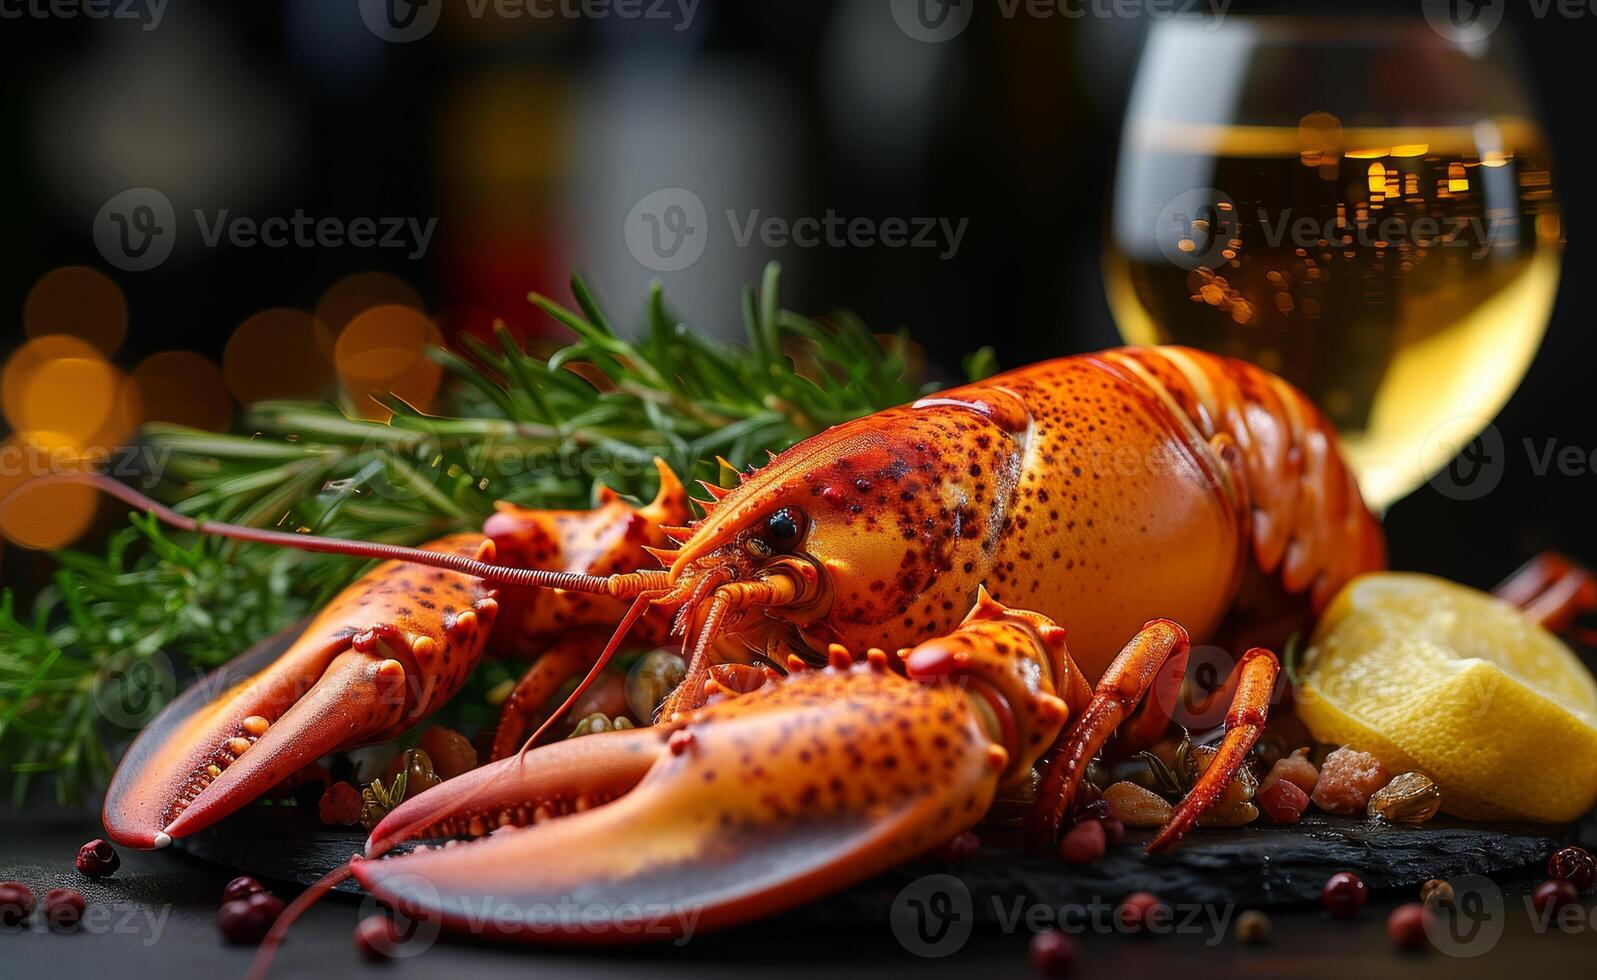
left=4, top=4, right=1597, bottom=976
left=2, top=0, right=1594, bottom=591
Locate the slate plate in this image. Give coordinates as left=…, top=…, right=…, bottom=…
left=175, top=803, right=1595, bottom=917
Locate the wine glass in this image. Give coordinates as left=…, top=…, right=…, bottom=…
left=1106, top=16, right=1562, bottom=510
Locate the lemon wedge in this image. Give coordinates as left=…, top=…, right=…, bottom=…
left=1299, top=572, right=1597, bottom=822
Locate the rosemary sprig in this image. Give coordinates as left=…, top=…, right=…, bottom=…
left=1137, top=729, right=1196, bottom=799
left=1, top=263, right=986, bottom=803
left=0, top=516, right=305, bottom=805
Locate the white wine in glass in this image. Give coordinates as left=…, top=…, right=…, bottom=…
left=1107, top=18, right=1562, bottom=510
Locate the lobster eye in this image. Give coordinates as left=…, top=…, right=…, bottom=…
left=764, top=508, right=805, bottom=551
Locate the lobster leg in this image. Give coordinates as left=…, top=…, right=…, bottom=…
left=102, top=535, right=499, bottom=848
left=1118, top=640, right=1191, bottom=755
left=1494, top=551, right=1597, bottom=644
left=489, top=632, right=606, bottom=760
left=1024, top=620, right=1190, bottom=849
left=1147, top=647, right=1279, bottom=853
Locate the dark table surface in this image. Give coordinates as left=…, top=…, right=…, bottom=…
left=3, top=811, right=1593, bottom=980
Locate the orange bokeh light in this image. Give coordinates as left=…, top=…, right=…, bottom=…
left=132, top=351, right=232, bottom=431
left=315, top=272, right=425, bottom=351
left=335, top=304, right=443, bottom=419
left=19, top=356, right=120, bottom=444
left=23, top=266, right=129, bottom=356
left=223, top=308, right=337, bottom=405
left=0, top=433, right=100, bottom=550
left=3, top=335, right=102, bottom=430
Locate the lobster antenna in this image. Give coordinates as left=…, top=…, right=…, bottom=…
left=0, top=472, right=669, bottom=597
left=247, top=861, right=354, bottom=980
left=519, top=586, right=672, bottom=751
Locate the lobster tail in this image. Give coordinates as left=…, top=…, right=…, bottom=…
left=1097, top=347, right=1386, bottom=611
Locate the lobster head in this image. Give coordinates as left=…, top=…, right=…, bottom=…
left=655, top=390, right=1032, bottom=675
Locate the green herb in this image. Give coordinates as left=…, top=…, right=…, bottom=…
left=0, top=515, right=304, bottom=805
left=1, top=262, right=978, bottom=802
left=1137, top=729, right=1195, bottom=800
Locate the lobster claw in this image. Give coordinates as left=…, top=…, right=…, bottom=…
left=103, top=535, right=499, bottom=849
left=352, top=661, right=1005, bottom=942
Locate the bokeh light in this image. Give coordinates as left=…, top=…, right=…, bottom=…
left=334, top=304, right=443, bottom=419
left=315, top=272, right=425, bottom=351
left=224, top=308, right=337, bottom=404
left=3, top=337, right=140, bottom=454
left=0, top=433, right=100, bottom=550
left=23, top=266, right=129, bottom=356
left=131, top=351, right=232, bottom=431
left=3, top=335, right=103, bottom=430
left=18, top=356, right=121, bottom=445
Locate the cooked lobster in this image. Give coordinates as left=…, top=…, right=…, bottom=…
left=54, top=347, right=1389, bottom=939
